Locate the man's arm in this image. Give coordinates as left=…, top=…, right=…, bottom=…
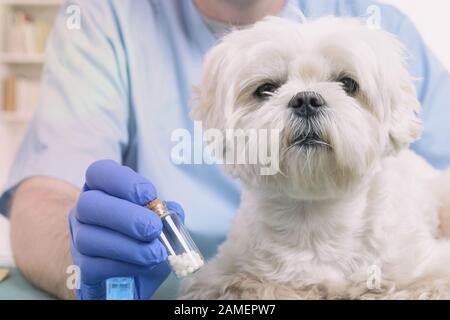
left=0, top=1, right=131, bottom=298
left=439, top=209, right=450, bottom=237
left=9, top=177, right=79, bottom=299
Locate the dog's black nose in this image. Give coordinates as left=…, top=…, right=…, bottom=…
left=289, top=91, right=326, bottom=117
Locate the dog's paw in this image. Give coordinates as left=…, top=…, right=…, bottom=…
left=179, top=268, right=326, bottom=299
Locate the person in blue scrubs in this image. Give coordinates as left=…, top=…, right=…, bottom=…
left=1, top=0, right=450, bottom=299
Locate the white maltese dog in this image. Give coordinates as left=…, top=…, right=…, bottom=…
left=180, top=16, right=450, bottom=299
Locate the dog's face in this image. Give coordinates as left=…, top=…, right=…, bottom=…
left=193, top=17, right=422, bottom=200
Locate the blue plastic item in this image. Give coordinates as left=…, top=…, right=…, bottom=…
left=106, top=277, right=135, bottom=300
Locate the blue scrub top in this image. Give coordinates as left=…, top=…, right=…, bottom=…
left=1, top=0, right=450, bottom=259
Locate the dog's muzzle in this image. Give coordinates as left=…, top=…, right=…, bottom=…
left=287, top=91, right=330, bottom=149
left=288, top=91, right=326, bottom=118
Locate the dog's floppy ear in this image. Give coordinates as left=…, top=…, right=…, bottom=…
left=387, top=67, right=423, bottom=153
left=191, top=41, right=231, bottom=130
left=366, top=27, right=423, bottom=154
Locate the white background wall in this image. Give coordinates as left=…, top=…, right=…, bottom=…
left=380, top=0, right=450, bottom=71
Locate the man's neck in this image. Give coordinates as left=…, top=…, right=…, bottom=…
left=194, top=0, right=286, bottom=25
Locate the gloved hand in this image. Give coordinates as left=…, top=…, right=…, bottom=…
left=68, top=160, right=184, bottom=300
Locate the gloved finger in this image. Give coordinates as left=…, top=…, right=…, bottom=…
left=76, top=190, right=162, bottom=241
left=134, top=262, right=172, bottom=300
left=77, top=252, right=170, bottom=286
left=85, top=160, right=157, bottom=205
left=71, top=215, right=167, bottom=266
left=165, top=201, right=185, bottom=222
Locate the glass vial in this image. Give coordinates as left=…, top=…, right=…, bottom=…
left=145, top=199, right=205, bottom=278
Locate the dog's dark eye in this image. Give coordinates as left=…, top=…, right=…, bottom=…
left=254, top=82, right=279, bottom=99
left=338, top=77, right=359, bottom=95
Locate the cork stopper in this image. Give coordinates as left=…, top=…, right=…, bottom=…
left=144, top=198, right=168, bottom=217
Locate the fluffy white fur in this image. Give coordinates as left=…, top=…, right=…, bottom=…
left=180, top=16, right=450, bottom=299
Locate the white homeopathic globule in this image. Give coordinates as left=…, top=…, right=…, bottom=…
left=168, top=251, right=204, bottom=278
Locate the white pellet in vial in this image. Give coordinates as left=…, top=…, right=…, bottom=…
left=168, top=251, right=204, bottom=278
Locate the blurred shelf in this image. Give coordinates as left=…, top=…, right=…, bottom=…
left=0, top=0, right=62, bottom=6
left=0, top=53, right=45, bottom=64
left=0, top=110, right=33, bottom=123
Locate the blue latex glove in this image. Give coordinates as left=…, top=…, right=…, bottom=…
left=68, top=160, right=184, bottom=300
